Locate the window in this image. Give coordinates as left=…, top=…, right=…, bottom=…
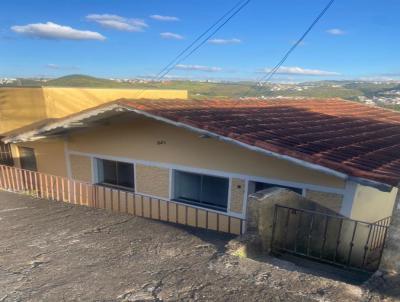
left=18, top=147, right=37, bottom=171
left=173, top=170, right=229, bottom=211
left=250, top=181, right=303, bottom=195
left=97, top=159, right=134, bottom=190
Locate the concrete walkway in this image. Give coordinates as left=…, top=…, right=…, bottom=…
left=0, top=191, right=394, bottom=301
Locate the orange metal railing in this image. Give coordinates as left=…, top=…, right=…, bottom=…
left=0, top=164, right=243, bottom=235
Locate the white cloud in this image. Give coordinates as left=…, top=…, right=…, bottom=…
left=326, top=28, right=346, bottom=35
left=86, top=14, right=148, bottom=32
left=359, top=76, right=399, bottom=82
left=175, top=64, right=222, bottom=72
left=160, top=32, right=184, bottom=40
left=11, top=22, right=105, bottom=40
left=46, top=64, right=61, bottom=69
left=150, top=15, right=179, bottom=22
left=262, top=66, right=340, bottom=76
left=208, top=38, right=241, bottom=45
left=45, top=64, right=79, bottom=70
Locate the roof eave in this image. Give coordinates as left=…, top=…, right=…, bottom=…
left=2, top=104, right=123, bottom=144
left=2, top=103, right=395, bottom=192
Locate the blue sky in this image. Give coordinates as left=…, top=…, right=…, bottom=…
left=1, top=0, right=399, bottom=81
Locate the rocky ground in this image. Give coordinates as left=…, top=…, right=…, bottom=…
left=0, top=191, right=398, bottom=301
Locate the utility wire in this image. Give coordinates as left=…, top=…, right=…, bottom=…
left=153, top=0, right=249, bottom=81
left=134, top=0, right=251, bottom=99
left=157, top=0, right=251, bottom=80
left=255, top=0, right=336, bottom=90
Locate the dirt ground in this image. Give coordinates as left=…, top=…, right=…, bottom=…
left=0, top=191, right=398, bottom=302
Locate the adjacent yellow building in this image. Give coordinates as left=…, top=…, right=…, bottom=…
left=0, top=87, right=188, bottom=134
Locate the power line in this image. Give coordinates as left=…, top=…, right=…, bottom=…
left=157, top=0, right=251, bottom=80
left=255, top=0, right=336, bottom=88
left=153, top=0, right=249, bottom=81
left=134, top=0, right=251, bottom=99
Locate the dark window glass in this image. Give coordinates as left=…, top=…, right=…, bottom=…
left=254, top=182, right=302, bottom=195
left=102, top=159, right=117, bottom=185
left=18, top=147, right=37, bottom=171
left=98, top=159, right=134, bottom=190
left=174, top=170, right=229, bottom=211
left=117, top=162, right=134, bottom=188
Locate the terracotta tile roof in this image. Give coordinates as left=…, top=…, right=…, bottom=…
left=119, top=98, right=400, bottom=187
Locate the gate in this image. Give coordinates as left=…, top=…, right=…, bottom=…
left=271, top=205, right=391, bottom=272
left=0, top=140, right=13, bottom=166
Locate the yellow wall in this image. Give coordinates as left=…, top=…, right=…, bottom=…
left=70, top=154, right=92, bottom=182
left=67, top=116, right=345, bottom=189
left=43, top=87, right=188, bottom=118
left=12, top=139, right=68, bottom=177
left=0, top=87, right=187, bottom=134
left=135, top=164, right=170, bottom=199
left=0, top=88, right=47, bottom=134
left=350, top=184, right=398, bottom=222
left=230, top=178, right=245, bottom=214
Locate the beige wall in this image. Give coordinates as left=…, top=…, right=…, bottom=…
left=43, top=87, right=188, bottom=118
left=230, top=178, right=246, bottom=214
left=12, top=138, right=68, bottom=177
left=0, top=88, right=47, bottom=134
left=67, top=116, right=345, bottom=189
left=350, top=184, right=398, bottom=222
left=0, top=87, right=188, bottom=135
left=136, top=164, right=170, bottom=199
left=305, top=189, right=343, bottom=213
left=70, top=154, right=92, bottom=182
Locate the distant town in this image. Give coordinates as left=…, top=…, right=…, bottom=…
left=1, top=75, right=400, bottom=111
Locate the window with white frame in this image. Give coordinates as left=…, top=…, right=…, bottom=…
left=173, top=170, right=229, bottom=211
left=96, top=158, right=134, bottom=190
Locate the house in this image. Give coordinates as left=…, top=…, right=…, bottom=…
left=2, top=98, right=400, bottom=234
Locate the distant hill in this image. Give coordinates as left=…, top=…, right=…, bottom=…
left=44, top=74, right=132, bottom=88
left=1, top=74, right=399, bottom=111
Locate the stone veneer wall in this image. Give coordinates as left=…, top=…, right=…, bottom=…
left=380, top=191, right=400, bottom=273
left=229, top=178, right=245, bottom=214
left=70, top=154, right=92, bottom=182
left=305, top=189, right=343, bottom=213
left=135, top=164, right=170, bottom=199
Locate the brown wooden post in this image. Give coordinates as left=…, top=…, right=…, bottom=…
left=79, top=182, right=83, bottom=205
left=10, top=167, right=16, bottom=191
left=85, top=184, right=89, bottom=206
left=34, top=172, right=39, bottom=197
left=23, top=170, right=28, bottom=191
left=67, top=179, right=71, bottom=203
left=44, top=174, right=49, bottom=199
left=19, top=169, right=25, bottom=191
left=55, top=176, right=60, bottom=201
left=14, top=168, right=20, bottom=191
left=61, top=178, right=65, bottom=202
left=28, top=171, right=33, bottom=192
left=0, top=165, right=4, bottom=189
left=5, top=166, right=11, bottom=190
